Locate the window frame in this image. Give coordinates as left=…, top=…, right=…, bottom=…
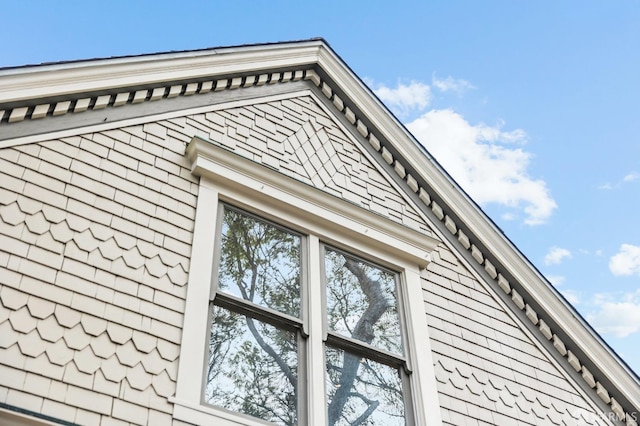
left=321, top=244, right=413, bottom=425
left=171, top=137, right=443, bottom=426
left=204, top=203, right=308, bottom=424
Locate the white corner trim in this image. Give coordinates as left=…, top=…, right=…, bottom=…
left=174, top=180, right=220, bottom=404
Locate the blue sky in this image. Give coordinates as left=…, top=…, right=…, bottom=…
left=2, top=1, right=639, bottom=375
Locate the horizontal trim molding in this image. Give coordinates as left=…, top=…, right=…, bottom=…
left=186, top=136, right=439, bottom=269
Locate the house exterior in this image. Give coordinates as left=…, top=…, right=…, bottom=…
left=0, top=39, right=638, bottom=426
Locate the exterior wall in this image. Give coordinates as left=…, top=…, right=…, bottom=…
left=0, top=94, right=430, bottom=425
left=0, top=91, right=607, bottom=425
left=0, top=123, right=197, bottom=425
left=424, top=244, right=608, bottom=425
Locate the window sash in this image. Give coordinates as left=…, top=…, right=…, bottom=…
left=204, top=303, right=302, bottom=425
left=212, top=203, right=305, bottom=319
left=325, top=332, right=407, bottom=371
left=321, top=244, right=409, bottom=360
left=205, top=204, right=308, bottom=424
left=324, top=345, right=409, bottom=426
left=212, top=292, right=305, bottom=335
left=321, top=243, right=412, bottom=425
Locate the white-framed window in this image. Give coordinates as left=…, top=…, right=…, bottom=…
left=171, top=137, right=443, bottom=426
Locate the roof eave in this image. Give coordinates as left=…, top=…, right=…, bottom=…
left=0, top=40, right=326, bottom=105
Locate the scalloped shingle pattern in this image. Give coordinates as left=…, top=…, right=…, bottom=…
left=425, top=245, right=611, bottom=425
left=0, top=122, right=196, bottom=425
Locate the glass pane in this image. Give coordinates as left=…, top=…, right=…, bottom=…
left=218, top=207, right=301, bottom=317
left=325, top=346, right=406, bottom=426
left=325, top=248, right=403, bottom=355
left=205, top=305, right=298, bottom=425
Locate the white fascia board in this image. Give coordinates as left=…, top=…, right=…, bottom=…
left=0, top=41, right=325, bottom=104
left=315, top=43, right=640, bottom=407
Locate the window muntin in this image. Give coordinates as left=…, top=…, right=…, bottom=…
left=205, top=205, right=304, bottom=425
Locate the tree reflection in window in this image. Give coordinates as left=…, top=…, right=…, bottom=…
left=205, top=206, right=302, bottom=425
left=325, top=248, right=407, bottom=425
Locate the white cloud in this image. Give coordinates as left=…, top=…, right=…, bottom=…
left=373, top=81, right=431, bottom=118
left=560, top=289, right=580, bottom=305
left=609, top=244, right=640, bottom=276
left=406, top=109, right=557, bottom=225
left=431, top=75, right=474, bottom=95
left=501, top=212, right=516, bottom=222
left=544, top=247, right=572, bottom=265
left=547, top=275, right=566, bottom=286
left=587, top=290, right=640, bottom=337
left=599, top=171, right=639, bottom=190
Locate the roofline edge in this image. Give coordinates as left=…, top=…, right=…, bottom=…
left=0, top=40, right=328, bottom=105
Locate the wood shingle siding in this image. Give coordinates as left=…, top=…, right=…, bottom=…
left=0, top=121, right=194, bottom=425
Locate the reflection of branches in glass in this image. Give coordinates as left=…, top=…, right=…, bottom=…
left=219, top=209, right=301, bottom=317
left=325, top=250, right=405, bottom=425
left=207, top=208, right=407, bottom=425
left=206, top=308, right=298, bottom=425
left=326, top=348, right=404, bottom=426
left=325, top=250, right=402, bottom=354
left=206, top=307, right=241, bottom=387
left=205, top=208, right=301, bottom=425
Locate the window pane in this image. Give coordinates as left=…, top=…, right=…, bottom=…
left=218, top=207, right=301, bottom=317
left=325, top=346, right=406, bottom=426
left=325, top=248, right=403, bottom=355
left=205, top=305, right=298, bottom=425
